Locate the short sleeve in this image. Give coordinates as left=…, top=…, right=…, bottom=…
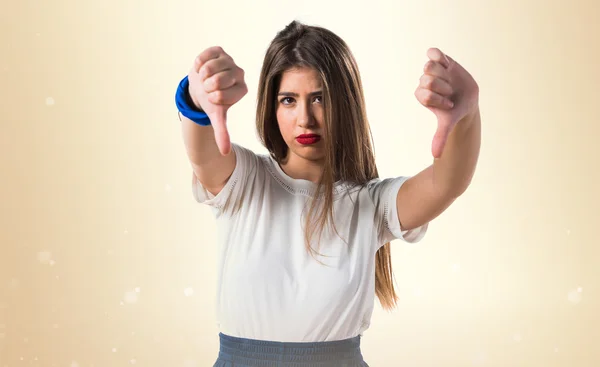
left=192, top=143, right=259, bottom=213
left=367, top=176, right=428, bottom=246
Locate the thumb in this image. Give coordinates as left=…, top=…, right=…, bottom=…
left=209, top=107, right=231, bottom=155
left=431, top=120, right=453, bottom=158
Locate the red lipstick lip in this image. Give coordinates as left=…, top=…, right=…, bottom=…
left=296, top=134, right=321, bottom=145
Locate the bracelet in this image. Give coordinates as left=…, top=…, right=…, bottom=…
left=175, top=76, right=211, bottom=126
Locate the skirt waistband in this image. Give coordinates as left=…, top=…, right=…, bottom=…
left=215, top=333, right=367, bottom=366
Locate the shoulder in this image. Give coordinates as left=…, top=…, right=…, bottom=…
left=331, top=177, right=410, bottom=204
left=231, top=143, right=263, bottom=164
left=225, top=143, right=275, bottom=179
left=357, top=176, right=427, bottom=245
left=192, top=143, right=271, bottom=210
left=364, top=176, right=411, bottom=204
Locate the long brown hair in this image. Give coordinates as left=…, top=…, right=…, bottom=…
left=255, top=20, right=398, bottom=310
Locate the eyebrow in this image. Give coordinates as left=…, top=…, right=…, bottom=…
left=277, top=91, right=322, bottom=97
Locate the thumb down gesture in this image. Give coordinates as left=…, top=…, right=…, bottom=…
left=414, top=48, right=479, bottom=158
left=187, top=46, right=248, bottom=156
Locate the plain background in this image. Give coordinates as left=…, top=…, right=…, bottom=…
left=1, top=0, right=599, bottom=366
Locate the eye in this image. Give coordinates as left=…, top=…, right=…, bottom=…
left=313, top=96, right=323, bottom=104
left=280, top=97, right=294, bottom=105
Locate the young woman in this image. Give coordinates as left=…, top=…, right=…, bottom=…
left=175, top=20, right=480, bottom=366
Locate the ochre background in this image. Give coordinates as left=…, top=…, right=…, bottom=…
left=1, top=0, right=599, bottom=366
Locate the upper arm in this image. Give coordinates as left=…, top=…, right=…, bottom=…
left=395, top=164, right=457, bottom=232
left=190, top=146, right=237, bottom=197
left=367, top=177, right=428, bottom=246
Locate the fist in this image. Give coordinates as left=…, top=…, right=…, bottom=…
left=415, top=48, right=479, bottom=158
left=188, top=46, right=248, bottom=155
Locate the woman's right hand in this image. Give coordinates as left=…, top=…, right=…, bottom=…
left=188, top=46, right=248, bottom=156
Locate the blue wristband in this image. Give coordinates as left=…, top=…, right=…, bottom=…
left=175, top=76, right=211, bottom=126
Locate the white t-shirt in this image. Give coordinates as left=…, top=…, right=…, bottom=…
left=193, top=143, right=428, bottom=342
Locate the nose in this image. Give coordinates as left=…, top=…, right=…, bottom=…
left=297, top=103, right=316, bottom=128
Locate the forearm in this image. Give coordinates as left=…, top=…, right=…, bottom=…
left=432, top=108, right=481, bottom=197
left=181, top=115, right=221, bottom=166
left=180, top=115, right=237, bottom=195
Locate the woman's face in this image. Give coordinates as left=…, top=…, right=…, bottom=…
left=275, top=67, right=325, bottom=163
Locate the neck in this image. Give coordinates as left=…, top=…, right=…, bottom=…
left=279, top=153, right=324, bottom=184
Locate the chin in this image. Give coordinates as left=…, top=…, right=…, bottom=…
left=289, top=143, right=325, bottom=162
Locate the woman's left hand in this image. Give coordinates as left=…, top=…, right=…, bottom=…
left=415, top=48, right=479, bottom=158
